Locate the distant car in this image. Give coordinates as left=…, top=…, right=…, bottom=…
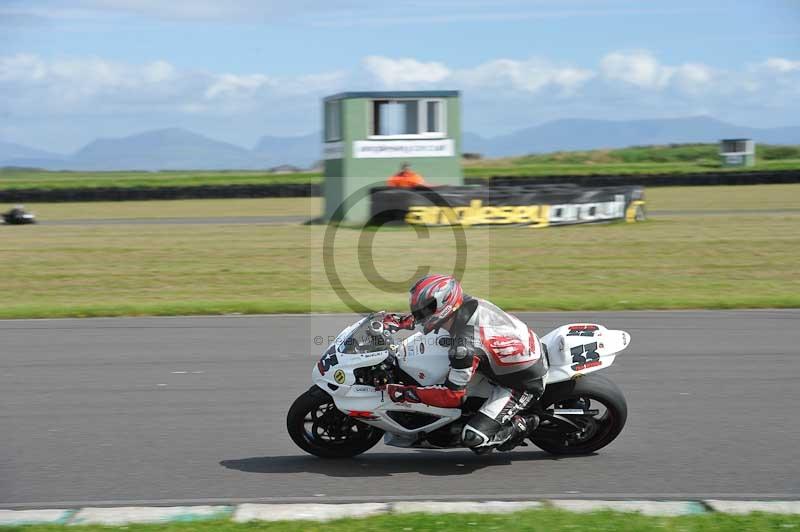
left=2, top=206, right=36, bottom=225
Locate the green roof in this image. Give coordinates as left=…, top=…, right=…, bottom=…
left=324, top=90, right=459, bottom=101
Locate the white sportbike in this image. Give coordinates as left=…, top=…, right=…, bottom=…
left=287, top=312, right=629, bottom=458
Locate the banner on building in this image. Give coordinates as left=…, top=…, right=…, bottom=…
left=369, top=184, right=646, bottom=227
left=353, top=139, right=455, bottom=159
left=323, top=141, right=344, bottom=160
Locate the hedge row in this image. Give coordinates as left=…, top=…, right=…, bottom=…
left=1, top=170, right=798, bottom=202
left=0, top=183, right=322, bottom=203
left=487, top=169, right=800, bottom=187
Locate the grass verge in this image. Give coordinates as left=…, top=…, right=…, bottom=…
left=2, top=508, right=800, bottom=531
left=1, top=207, right=799, bottom=318
left=463, top=159, right=800, bottom=178
left=5, top=197, right=322, bottom=221
left=2, top=184, right=799, bottom=222
left=2, top=185, right=798, bottom=319
left=0, top=169, right=322, bottom=190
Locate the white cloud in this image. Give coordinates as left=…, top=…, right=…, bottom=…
left=672, top=63, right=714, bottom=93
left=142, top=60, right=177, bottom=83
left=280, top=71, right=348, bottom=95
left=551, top=67, right=596, bottom=92
left=205, top=70, right=346, bottom=100
left=363, top=56, right=451, bottom=87
left=205, top=74, right=274, bottom=99
left=762, top=57, right=800, bottom=73
left=3, top=50, right=799, bottom=152
left=0, top=54, right=48, bottom=82
left=0, top=53, right=344, bottom=117
left=456, top=58, right=594, bottom=94
left=600, top=50, right=673, bottom=89
left=600, top=50, right=715, bottom=93
left=363, top=55, right=593, bottom=95
left=0, top=53, right=177, bottom=89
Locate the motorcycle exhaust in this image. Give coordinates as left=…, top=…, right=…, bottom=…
left=551, top=408, right=600, bottom=415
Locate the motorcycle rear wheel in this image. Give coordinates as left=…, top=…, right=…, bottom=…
left=287, top=386, right=384, bottom=458
left=529, top=374, right=627, bottom=455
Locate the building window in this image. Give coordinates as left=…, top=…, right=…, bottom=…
left=425, top=100, right=442, bottom=134
left=373, top=100, right=417, bottom=135
left=324, top=100, right=342, bottom=142
left=370, top=99, right=446, bottom=138
left=721, top=139, right=752, bottom=154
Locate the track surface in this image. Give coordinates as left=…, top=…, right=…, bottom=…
left=40, top=215, right=309, bottom=226
left=24, top=208, right=800, bottom=226
left=2, top=310, right=799, bottom=507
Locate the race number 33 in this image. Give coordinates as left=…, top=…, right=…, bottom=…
left=570, top=342, right=599, bottom=366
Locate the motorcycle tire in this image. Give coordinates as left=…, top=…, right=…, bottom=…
left=287, top=385, right=384, bottom=458
left=529, top=373, right=627, bottom=455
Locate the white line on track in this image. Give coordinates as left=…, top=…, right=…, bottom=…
left=2, top=493, right=799, bottom=510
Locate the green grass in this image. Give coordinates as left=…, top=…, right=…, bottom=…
left=0, top=169, right=322, bottom=190
left=463, top=159, right=800, bottom=178
left=1, top=184, right=799, bottom=319
left=646, top=184, right=800, bottom=211
left=3, top=197, right=322, bottom=220
left=3, top=508, right=799, bottom=532
left=3, top=184, right=796, bottom=222
left=3, top=143, right=799, bottom=190
left=463, top=142, right=800, bottom=178
left=516, top=142, right=800, bottom=164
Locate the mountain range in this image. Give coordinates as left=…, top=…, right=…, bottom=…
left=462, top=116, right=800, bottom=156
left=2, top=116, right=800, bottom=171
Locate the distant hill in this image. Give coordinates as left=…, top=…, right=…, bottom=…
left=0, top=129, right=320, bottom=171
left=70, top=128, right=257, bottom=171
left=0, top=140, right=64, bottom=163
left=2, top=117, right=800, bottom=170
left=252, top=132, right=319, bottom=168
left=470, top=116, right=800, bottom=157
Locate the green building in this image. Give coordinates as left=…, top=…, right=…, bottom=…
left=322, top=91, right=463, bottom=223
left=719, top=138, right=755, bottom=167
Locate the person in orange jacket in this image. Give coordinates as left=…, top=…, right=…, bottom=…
left=387, top=163, right=430, bottom=189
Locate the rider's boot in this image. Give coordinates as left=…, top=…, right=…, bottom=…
left=464, top=414, right=539, bottom=454
left=496, top=414, right=539, bottom=452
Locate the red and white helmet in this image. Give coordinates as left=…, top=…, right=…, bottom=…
left=409, top=274, right=463, bottom=334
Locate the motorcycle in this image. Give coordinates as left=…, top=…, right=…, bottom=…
left=2, top=207, right=36, bottom=225
left=287, top=312, right=629, bottom=458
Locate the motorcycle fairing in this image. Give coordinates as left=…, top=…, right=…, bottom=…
left=311, top=316, right=629, bottom=441
left=540, top=323, right=630, bottom=384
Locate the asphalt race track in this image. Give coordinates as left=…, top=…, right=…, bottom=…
left=41, top=215, right=310, bottom=226
left=2, top=310, right=799, bottom=508
left=27, top=208, right=800, bottom=226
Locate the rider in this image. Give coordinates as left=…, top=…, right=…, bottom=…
left=382, top=274, right=548, bottom=451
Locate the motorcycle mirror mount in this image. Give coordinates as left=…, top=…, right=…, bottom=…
left=368, top=320, right=384, bottom=337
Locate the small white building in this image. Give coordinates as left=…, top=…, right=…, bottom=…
left=719, top=138, right=755, bottom=167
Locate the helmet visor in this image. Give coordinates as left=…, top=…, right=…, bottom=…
left=411, top=299, right=437, bottom=323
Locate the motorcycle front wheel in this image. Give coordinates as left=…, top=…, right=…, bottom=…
left=529, top=373, right=627, bottom=455
left=286, top=386, right=384, bottom=458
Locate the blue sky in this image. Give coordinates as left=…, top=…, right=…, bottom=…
left=1, top=0, right=799, bottom=153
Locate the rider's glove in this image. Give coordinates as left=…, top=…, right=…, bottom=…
left=383, top=384, right=422, bottom=404
left=382, top=313, right=415, bottom=332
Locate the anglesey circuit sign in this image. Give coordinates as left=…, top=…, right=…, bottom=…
left=405, top=195, right=642, bottom=227
left=369, top=185, right=646, bottom=227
